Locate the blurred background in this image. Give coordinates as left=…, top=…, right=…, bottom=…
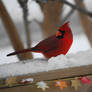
left=0, top=0, right=92, bottom=64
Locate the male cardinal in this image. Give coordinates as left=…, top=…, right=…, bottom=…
left=7, top=21, right=73, bottom=59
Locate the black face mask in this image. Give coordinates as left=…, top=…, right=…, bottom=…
left=56, top=30, right=65, bottom=39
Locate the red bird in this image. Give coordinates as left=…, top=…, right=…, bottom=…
left=7, top=21, right=73, bottom=59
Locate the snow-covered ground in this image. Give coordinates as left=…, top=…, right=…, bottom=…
left=0, top=0, right=92, bottom=65
left=0, top=49, right=92, bottom=79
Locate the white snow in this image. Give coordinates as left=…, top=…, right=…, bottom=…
left=0, top=0, right=92, bottom=65
left=0, top=0, right=92, bottom=79
left=0, top=49, right=92, bottom=79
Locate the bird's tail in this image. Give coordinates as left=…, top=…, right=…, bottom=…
left=7, top=47, right=40, bottom=56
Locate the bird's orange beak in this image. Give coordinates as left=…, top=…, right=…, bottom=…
left=56, top=31, right=61, bottom=37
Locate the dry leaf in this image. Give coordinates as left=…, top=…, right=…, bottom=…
left=81, top=76, right=91, bottom=85
left=71, top=79, right=81, bottom=90
left=5, top=75, right=17, bottom=87
left=55, top=80, right=67, bottom=90
left=19, top=78, right=34, bottom=84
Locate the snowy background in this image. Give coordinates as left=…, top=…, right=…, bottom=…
left=0, top=0, right=92, bottom=65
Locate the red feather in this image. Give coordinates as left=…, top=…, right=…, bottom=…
left=7, top=21, right=73, bottom=59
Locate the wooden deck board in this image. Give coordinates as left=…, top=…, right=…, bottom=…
left=0, top=64, right=92, bottom=89
left=0, top=80, right=92, bottom=92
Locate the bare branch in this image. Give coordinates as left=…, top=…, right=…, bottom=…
left=0, top=0, right=33, bottom=60
left=59, top=0, right=83, bottom=25
left=61, top=0, right=92, bottom=17
left=37, top=0, right=92, bottom=17
left=75, top=0, right=92, bottom=47
left=18, top=0, right=33, bottom=58
left=18, top=0, right=31, bottom=48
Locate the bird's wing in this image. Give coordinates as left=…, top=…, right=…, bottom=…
left=36, top=35, right=60, bottom=52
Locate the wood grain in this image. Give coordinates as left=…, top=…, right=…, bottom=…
left=0, top=79, right=92, bottom=92
left=39, top=0, right=63, bottom=38
left=0, top=0, right=32, bottom=60
left=75, top=0, right=92, bottom=47
left=0, top=64, right=92, bottom=88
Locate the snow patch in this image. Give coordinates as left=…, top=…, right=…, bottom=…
left=0, top=49, right=92, bottom=78
left=48, top=55, right=71, bottom=69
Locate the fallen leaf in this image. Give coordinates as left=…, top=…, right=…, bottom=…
left=71, top=79, right=81, bottom=90
left=36, top=81, right=49, bottom=91
left=55, top=80, right=67, bottom=90
left=5, top=75, right=17, bottom=87
left=81, top=76, right=91, bottom=85
left=18, top=78, right=34, bottom=84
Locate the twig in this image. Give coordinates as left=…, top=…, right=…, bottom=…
left=61, top=0, right=92, bottom=17
left=18, top=0, right=31, bottom=49
left=59, top=0, right=83, bottom=25
left=59, top=9, right=75, bottom=25
left=0, top=0, right=33, bottom=60
left=75, top=0, right=92, bottom=46
left=18, top=0, right=33, bottom=58
left=37, top=0, right=92, bottom=17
